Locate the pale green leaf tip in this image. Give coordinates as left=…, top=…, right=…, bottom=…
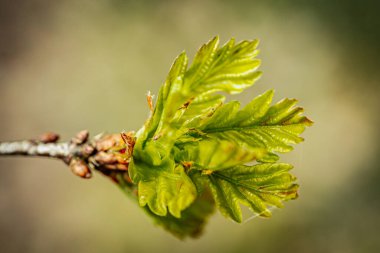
left=177, top=51, right=188, bottom=60
left=304, top=117, right=314, bottom=126
left=255, top=38, right=260, bottom=46
left=267, top=89, right=275, bottom=96
left=168, top=206, right=181, bottom=218
left=234, top=215, right=243, bottom=223
left=210, top=35, right=220, bottom=44
left=255, top=70, right=264, bottom=79
left=250, top=39, right=260, bottom=50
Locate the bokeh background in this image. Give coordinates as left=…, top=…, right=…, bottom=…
left=1, top=1, right=379, bottom=252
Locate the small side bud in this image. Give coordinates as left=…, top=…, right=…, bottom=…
left=39, top=132, right=60, bottom=143
left=93, top=151, right=117, bottom=164
left=72, top=130, right=89, bottom=144
left=81, top=144, right=95, bottom=157
left=95, top=134, right=119, bottom=151
left=69, top=158, right=92, bottom=179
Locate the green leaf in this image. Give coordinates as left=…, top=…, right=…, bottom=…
left=196, top=90, right=313, bottom=154
left=113, top=172, right=213, bottom=239
left=138, top=36, right=263, bottom=149
left=192, top=163, right=298, bottom=223
left=173, top=90, right=312, bottom=171
left=144, top=190, right=215, bottom=239
left=138, top=164, right=197, bottom=218
left=184, top=36, right=262, bottom=95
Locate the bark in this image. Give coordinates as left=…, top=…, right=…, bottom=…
left=0, top=141, right=81, bottom=160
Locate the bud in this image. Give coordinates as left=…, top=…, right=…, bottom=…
left=81, top=144, right=95, bottom=157
left=95, top=134, right=120, bottom=151
left=39, top=132, right=60, bottom=143
left=69, top=158, right=92, bottom=179
left=72, top=130, right=89, bottom=144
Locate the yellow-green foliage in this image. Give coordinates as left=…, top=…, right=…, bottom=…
left=129, top=36, right=312, bottom=238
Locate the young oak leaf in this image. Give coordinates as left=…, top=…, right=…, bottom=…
left=187, top=90, right=311, bottom=157
left=190, top=163, right=298, bottom=223
left=183, top=36, right=262, bottom=95
left=138, top=164, right=197, bottom=218
left=173, top=89, right=312, bottom=169
left=137, top=36, right=263, bottom=159
left=129, top=153, right=197, bottom=218
left=180, top=37, right=261, bottom=128
left=170, top=89, right=311, bottom=221
left=144, top=189, right=215, bottom=239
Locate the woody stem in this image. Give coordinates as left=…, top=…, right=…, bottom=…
left=0, top=141, right=82, bottom=162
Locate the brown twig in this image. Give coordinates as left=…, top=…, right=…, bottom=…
left=0, top=140, right=78, bottom=159
left=0, top=130, right=136, bottom=182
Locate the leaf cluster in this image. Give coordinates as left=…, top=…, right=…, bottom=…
left=128, top=36, right=312, bottom=238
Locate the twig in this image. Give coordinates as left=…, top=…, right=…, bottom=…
left=0, top=130, right=135, bottom=182
left=0, top=141, right=77, bottom=159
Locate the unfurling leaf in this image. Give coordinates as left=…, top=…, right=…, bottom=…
left=144, top=190, right=215, bottom=239
left=191, top=163, right=297, bottom=223
left=138, top=165, right=197, bottom=218
left=175, top=89, right=312, bottom=167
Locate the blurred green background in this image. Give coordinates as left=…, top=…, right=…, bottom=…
left=1, top=0, right=379, bottom=252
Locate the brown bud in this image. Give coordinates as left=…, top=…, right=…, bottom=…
left=81, top=144, right=95, bottom=157
left=95, top=134, right=120, bottom=151
left=72, top=130, right=89, bottom=144
left=116, top=163, right=129, bottom=170
left=69, top=159, right=92, bottom=179
left=104, top=163, right=129, bottom=170
left=93, top=151, right=118, bottom=164
left=39, top=132, right=60, bottom=143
